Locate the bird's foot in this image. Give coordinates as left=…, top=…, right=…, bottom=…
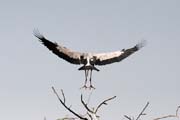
left=80, top=85, right=95, bottom=90
left=80, top=85, right=88, bottom=89
left=89, top=85, right=96, bottom=90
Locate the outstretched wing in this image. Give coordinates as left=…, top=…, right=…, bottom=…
left=34, top=30, right=83, bottom=65
left=94, top=41, right=146, bottom=65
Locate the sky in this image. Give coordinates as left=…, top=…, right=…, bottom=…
left=0, top=0, right=180, bottom=120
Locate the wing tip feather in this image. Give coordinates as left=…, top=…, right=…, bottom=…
left=33, top=29, right=45, bottom=41
left=136, top=40, right=147, bottom=50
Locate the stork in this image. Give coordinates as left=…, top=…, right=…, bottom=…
left=34, top=30, right=146, bottom=89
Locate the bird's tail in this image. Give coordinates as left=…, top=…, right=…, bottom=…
left=78, top=65, right=100, bottom=71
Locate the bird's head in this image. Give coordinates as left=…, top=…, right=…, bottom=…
left=90, top=56, right=97, bottom=65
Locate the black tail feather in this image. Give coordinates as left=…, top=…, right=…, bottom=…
left=78, top=65, right=100, bottom=71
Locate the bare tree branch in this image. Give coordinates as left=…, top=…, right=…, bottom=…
left=124, top=115, right=133, bottom=120
left=52, top=86, right=88, bottom=120
left=153, top=106, right=180, bottom=120
left=124, top=102, right=149, bottom=120
left=135, top=102, right=149, bottom=120
left=61, top=89, right=66, bottom=103
left=81, top=94, right=94, bottom=113
left=153, top=115, right=177, bottom=120
left=95, top=96, right=116, bottom=114
left=87, top=112, right=93, bottom=120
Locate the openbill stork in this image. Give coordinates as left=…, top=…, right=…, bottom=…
left=34, top=30, right=146, bottom=89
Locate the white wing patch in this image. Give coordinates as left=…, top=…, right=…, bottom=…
left=56, top=45, right=82, bottom=60
left=95, top=51, right=124, bottom=61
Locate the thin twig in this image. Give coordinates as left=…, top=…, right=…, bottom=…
left=124, top=102, right=149, bottom=120
left=135, top=102, right=149, bottom=120
left=153, top=106, right=180, bottom=120
left=124, top=115, right=133, bottom=120
left=61, top=89, right=66, bottom=103
left=95, top=96, right=116, bottom=113
left=52, top=86, right=88, bottom=120
left=153, top=115, right=177, bottom=120
left=81, top=94, right=94, bottom=113
left=87, top=112, right=93, bottom=120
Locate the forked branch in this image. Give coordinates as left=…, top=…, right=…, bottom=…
left=135, top=102, right=149, bottom=120
left=52, top=86, right=88, bottom=120
left=80, top=94, right=116, bottom=120
left=81, top=94, right=116, bottom=114
left=124, top=102, right=149, bottom=120
left=95, top=96, right=116, bottom=114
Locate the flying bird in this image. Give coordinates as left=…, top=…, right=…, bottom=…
left=34, top=30, right=146, bottom=89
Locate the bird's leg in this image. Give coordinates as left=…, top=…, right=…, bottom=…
left=81, top=69, right=88, bottom=89
left=89, top=69, right=95, bottom=89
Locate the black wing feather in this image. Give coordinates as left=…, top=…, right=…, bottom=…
left=95, top=41, right=146, bottom=65
left=34, top=30, right=81, bottom=65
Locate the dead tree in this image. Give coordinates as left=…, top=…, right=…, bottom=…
left=52, top=86, right=116, bottom=120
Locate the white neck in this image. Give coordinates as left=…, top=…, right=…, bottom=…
left=86, top=58, right=90, bottom=66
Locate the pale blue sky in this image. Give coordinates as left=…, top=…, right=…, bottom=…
left=0, top=0, right=180, bottom=120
